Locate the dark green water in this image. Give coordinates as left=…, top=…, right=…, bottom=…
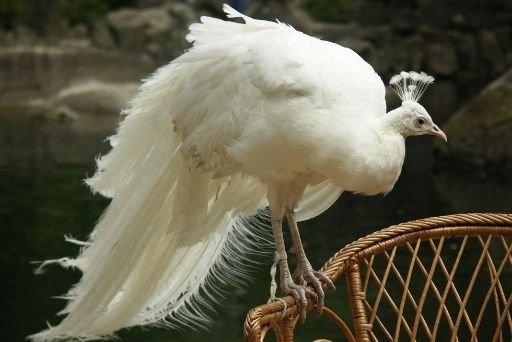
left=1, top=113, right=511, bottom=341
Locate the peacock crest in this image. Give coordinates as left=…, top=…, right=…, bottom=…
left=389, top=71, right=435, bottom=103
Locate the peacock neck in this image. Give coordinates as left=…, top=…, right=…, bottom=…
left=378, top=106, right=408, bottom=138
left=318, top=110, right=407, bottom=196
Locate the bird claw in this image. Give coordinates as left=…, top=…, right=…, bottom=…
left=313, top=270, right=336, bottom=291
left=295, top=268, right=335, bottom=314
left=281, top=280, right=314, bottom=323
left=282, top=268, right=335, bottom=321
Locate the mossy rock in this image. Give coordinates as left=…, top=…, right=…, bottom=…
left=436, top=68, right=512, bottom=172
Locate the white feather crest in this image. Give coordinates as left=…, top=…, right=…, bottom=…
left=389, top=71, right=434, bottom=103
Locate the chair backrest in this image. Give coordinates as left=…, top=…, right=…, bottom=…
left=244, top=213, right=512, bottom=342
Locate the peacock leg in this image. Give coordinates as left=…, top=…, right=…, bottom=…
left=271, top=212, right=316, bottom=321
left=285, top=210, right=335, bottom=313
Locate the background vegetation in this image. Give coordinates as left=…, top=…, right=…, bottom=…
left=2, top=0, right=512, bottom=30
left=0, top=0, right=134, bottom=31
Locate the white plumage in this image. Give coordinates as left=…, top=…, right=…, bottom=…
left=30, top=5, right=446, bottom=341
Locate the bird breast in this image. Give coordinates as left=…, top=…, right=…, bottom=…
left=301, top=123, right=407, bottom=196
left=340, top=133, right=406, bottom=195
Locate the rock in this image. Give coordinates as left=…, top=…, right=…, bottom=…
left=453, top=33, right=479, bottom=69
left=50, top=81, right=139, bottom=116
left=92, top=20, right=115, bottom=49
left=107, top=7, right=173, bottom=53
left=0, top=45, right=151, bottom=105
left=106, top=6, right=190, bottom=62
left=478, top=30, right=506, bottom=72
left=449, top=13, right=473, bottom=30
left=391, top=9, right=417, bottom=35
left=425, top=41, right=459, bottom=76
left=496, top=11, right=512, bottom=25
left=13, top=25, right=37, bottom=45
left=168, top=2, right=200, bottom=24
left=59, top=38, right=93, bottom=49
left=67, top=24, right=89, bottom=39
left=422, top=81, right=457, bottom=124
left=107, top=9, right=149, bottom=52
left=436, top=68, right=512, bottom=171
left=402, top=35, right=424, bottom=71
left=495, top=26, right=511, bottom=54
left=367, top=34, right=414, bottom=74
left=37, top=105, right=80, bottom=122
left=136, top=0, right=167, bottom=8
left=369, top=45, right=395, bottom=74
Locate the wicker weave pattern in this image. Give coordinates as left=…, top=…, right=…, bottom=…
left=244, top=213, right=512, bottom=341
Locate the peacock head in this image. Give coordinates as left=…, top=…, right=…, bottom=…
left=389, top=71, right=447, bottom=142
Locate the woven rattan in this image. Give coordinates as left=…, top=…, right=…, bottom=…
left=244, top=213, right=512, bottom=341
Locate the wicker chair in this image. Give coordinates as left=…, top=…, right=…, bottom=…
left=244, top=213, right=512, bottom=341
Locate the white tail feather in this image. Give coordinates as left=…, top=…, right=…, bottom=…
left=296, top=180, right=343, bottom=222
left=30, top=147, right=271, bottom=340
left=30, top=34, right=272, bottom=342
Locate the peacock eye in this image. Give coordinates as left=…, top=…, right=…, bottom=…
left=415, top=118, right=425, bottom=127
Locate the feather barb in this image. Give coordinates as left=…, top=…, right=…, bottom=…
left=389, top=70, right=434, bottom=103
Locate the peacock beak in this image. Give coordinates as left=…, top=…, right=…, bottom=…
left=429, top=124, right=447, bottom=142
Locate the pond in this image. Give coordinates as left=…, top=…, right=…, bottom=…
left=0, top=112, right=510, bottom=341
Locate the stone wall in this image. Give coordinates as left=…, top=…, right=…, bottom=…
left=254, top=0, right=512, bottom=120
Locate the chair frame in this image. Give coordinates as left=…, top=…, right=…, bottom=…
left=244, top=213, right=512, bottom=341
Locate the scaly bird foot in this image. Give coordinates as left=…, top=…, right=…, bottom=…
left=280, top=276, right=317, bottom=323
left=294, top=266, right=336, bottom=314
